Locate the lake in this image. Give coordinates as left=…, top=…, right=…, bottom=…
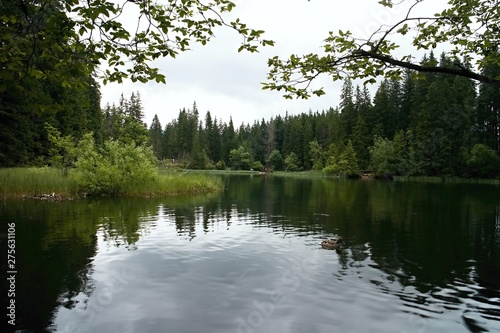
left=2, top=175, right=500, bottom=332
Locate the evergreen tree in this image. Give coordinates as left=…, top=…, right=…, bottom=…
left=149, top=114, right=163, bottom=158
left=273, top=115, right=286, bottom=153
left=127, top=92, right=145, bottom=122
left=204, top=111, right=222, bottom=163
left=162, top=123, right=177, bottom=161
left=340, top=79, right=356, bottom=137
left=301, top=114, right=314, bottom=169
left=222, top=117, right=237, bottom=163
left=351, top=115, right=370, bottom=169
left=338, top=140, right=360, bottom=176
left=475, top=56, right=500, bottom=154
left=282, top=115, right=303, bottom=163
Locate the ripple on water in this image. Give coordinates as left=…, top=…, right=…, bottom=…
left=50, top=207, right=500, bottom=333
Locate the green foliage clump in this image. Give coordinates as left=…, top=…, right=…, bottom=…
left=309, top=140, right=325, bottom=170
left=466, top=144, right=500, bottom=178
left=369, top=131, right=414, bottom=176
left=215, top=160, right=227, bottom=170
left=266, top=149, right=283, bottom=171
left=229, top=146, right=252, bottom=170
left=45, top=124, right=78, bottom=176
left=323, top=141, right=360, bottom=176
left=251, top=161, right=265, bottom=172
left=74, top=133, right=159, bottom=195
left=369, top=136, right=397, bottom=174
left=284, top=152, right=301, bottom=171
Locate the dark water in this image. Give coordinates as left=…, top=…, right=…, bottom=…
left=1, top=176, right=500, bottom=332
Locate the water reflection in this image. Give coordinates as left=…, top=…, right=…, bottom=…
left=1, top=176, right=499, bottom=332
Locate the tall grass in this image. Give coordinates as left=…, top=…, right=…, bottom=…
left=0, top=167, right=224, bottom=199
left=0, top=167, right=79, bottom=198
left=120, top=173, right=224, bottom=197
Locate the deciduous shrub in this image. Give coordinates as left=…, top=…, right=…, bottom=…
left=74, top=133, right=158, bottom=195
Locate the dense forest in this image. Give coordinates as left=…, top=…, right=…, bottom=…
left=143, top=52, right=500, bottom=178
left=2, top=52, right=500, bottom=179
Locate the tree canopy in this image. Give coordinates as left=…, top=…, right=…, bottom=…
left=0, top=0, right=273, bottom=92
left=263, top=0, right=500, bottom=99
left=3, top=0, right=498, bottom=97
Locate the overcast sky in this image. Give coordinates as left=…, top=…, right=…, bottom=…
left=99, top=0, right=447, bottom=128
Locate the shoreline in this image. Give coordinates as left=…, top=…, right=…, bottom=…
left=0, top=167, right=224, bottom=200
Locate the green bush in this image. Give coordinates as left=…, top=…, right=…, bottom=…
left=251, top=161, right=265, bottom=171
left=284, top=152, right=300, bottom=171
left=323, top=141, right=359, bottom=176
left=466, top=144, right=500, bottom=178
left=74, top=133, right=159, bottom=195
left=369, top=136, right=396, bottom=174
left=266, top=149, right=283, bottom=171
left=229, top=146, right=252, bottom=170
left=215, top=160, right=226, bottom=170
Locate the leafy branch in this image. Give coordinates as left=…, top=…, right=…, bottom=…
left=263, top=0, right=500, bottom=99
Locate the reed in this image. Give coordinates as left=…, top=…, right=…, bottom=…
left=0, top=167, right=79, bottom=198
left=0, top=167, right=224, bottom=199
left=120, top=173, right=224, bottom=197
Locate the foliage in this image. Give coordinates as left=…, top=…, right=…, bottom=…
left=45, top=124, right=78, bottom=176
left=149, top=114, right=163, bottom=158
left=284, top=152, right=301, bottom=172
left=251, top=161, right=265, bottom=172
left=369, top=136, right=397, bottom=174
left=263, top=0, right=500, bottom=99
left=326, top=140, right=360, bottom=176
left=74, top=133, right=159, bottom=195
left=1, top=0, right=273, bottom=92
left=322, top=141, right=358, bottom=176
left=154, top=60, right=499, bottom=178
left=466, top=144, right=500, bottom=178
left=215, top=160, right=227, bottom=170
left=229, top=146, right=252, bottom=170
left=266, top=149, right=283, bottom=171
left=309, top=140, right=325, bottom=170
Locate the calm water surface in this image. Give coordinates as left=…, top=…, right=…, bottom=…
left=1, top=176, right=500, bottom=332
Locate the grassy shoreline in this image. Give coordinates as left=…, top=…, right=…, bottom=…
left=0, top=167, right=224, bottom=199
left=167, top=169, right=500, bottom=183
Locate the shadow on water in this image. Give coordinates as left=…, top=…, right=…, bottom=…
left=1, top=175, right=499, bottom=332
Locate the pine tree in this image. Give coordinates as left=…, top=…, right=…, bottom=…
left=475, top=56, right=500, bottom=154
left=127, top=92, right=144, bottom=122
left=162, top=123, right=177, bottom=161
left=149, top=114, right=163, bottom=158
left=340, top=79, right=356, bottom=137
left=352, top=114, right=370, bottom=169
left=301, top=114, right=314, bottom=169
left=221, top=117, right=236, bottom=163
left=204, top=111, right=222, bottom=163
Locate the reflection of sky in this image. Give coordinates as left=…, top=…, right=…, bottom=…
left=50, top=203, right=500, bottom=333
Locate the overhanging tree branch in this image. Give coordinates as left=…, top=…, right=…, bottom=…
left=356, top=49, right=500, bottom=87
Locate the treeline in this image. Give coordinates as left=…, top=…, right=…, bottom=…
left=2, top=48, right=499, bottom=179
left=148, top=52, right=500, bottom=178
